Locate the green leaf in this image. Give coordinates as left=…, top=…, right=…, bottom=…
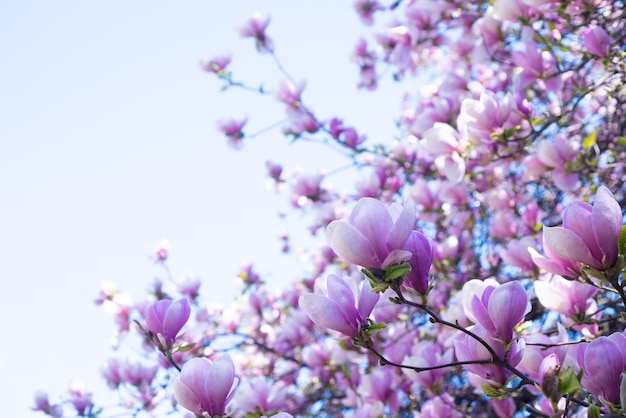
left=560, top=366, right=581, bottom=394
left=583, top=130, right=597, bottom=149
left=482, top=385, right=506, bottom=399
left=175, top=342, right=196, bottom=353
left=362, top=268, right=384, bottom=290
left=587, top=404, right=601, bottom=418
left=618, top=225, right=626, bottom=256
left=383, top=262, right=412, bottom=282
left=366, top=320, right=387, bottom=335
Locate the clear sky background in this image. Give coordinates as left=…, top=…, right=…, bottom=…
left=0, top=1, right=405, bottom=416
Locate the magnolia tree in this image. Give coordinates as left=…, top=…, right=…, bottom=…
left=33, top=1, right=626, bottom=417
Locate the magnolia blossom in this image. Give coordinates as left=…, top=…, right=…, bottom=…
left=329, top=118, right=366, bottom=149
left=201, top=54, right=231, bottom=75
left=171, top=354, right=239, bottom=417
left=354, top=0, right=384, bottom=26
left=581, top=26, right=610, bottom=58
left=299, top=274, right=379, bottom=337
left=32, top=391, right=63, bottom=417
left=454, top=323, right=524, bottom=385
left=143, top=298, right=190, bottom=351
left=217, top=116, right=247, bottom=149
left=462, top=280, right=530, bottom=343
left=534, top=275, right=598, bottom=319
left=238, top=13, right=273, bottom=53
left=326, top=197, right=416, bottom=270
left=531, top=186, right=623, bottom=277
left=577, top=336, right=626, bottom=404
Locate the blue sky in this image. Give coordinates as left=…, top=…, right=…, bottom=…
left=0, top=1, right=405, bottom=416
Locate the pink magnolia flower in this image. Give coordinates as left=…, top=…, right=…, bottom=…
left=577, top=336, right=625, bottom=404
left=416, top=396, right=462, bottom=418
left=299, top=274, right=379, bottom=338
left=531, top=186, right=623, bottom=277
left=465, top=280, right=530, bottom=343
left=402, top=341, right=454, bottom=391
left=534, top=275, right=598, bottom=319
left=325, top=197, right=417, bottom=270
left=492, top=0, right=528, bottom=22
left=498, top=237, right=537, bottom=272
left=32, top=391, right=63, bottom=417
left=359, top=367, right=400, bottom=412
left=354, top=0, right=383, bottom=26
left=143, top=298, right=190, bottom=351
left=457, top=90, right=514, bottom=145
left=328, top=118, right=366, bottom=149
left=581, top=26, right=610, bottom=58
left=217, top=116, right=247, bottom=149
left=536, top=136, right=579, bottom=191
left=512, top=41, right=561, bottom=91
left=273, top=79, right=305, bottom=108
left=453, top=323, right=524, bottom=385
left=201, top=54, right=231, bottom=75
left=171, top=354, right=239, bottom=417
left=233, top=377, right=288, bottom=414
left=238, top=13, right=273, bottom=53
left=67, top=380, right=95, bottom=417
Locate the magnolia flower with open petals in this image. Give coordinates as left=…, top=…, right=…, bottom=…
left=531, top=186, right=623, bottom=278
left=171, top=354, right=239, bottom=417
left=326, top=197, right=416, bottom=270
left=299, top=274, right=379, bottom=338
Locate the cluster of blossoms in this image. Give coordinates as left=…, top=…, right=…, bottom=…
left=34, top=1, right=626, bottom=417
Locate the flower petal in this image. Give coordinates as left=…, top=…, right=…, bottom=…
left=348, top=198, right=392, bottom=260
left=162, top=299, right=191, bottom=343
left=326, top=220, right=381, bottom=268
left=357, top=279, right=379, bottom=321
left=592, top=186, right=622, bottom=266
left=488, top=281, right=529, bottom=342
left=205, top=354, right=236, bottom=416
left=299, top=293, right=357, bottom=337
left=385, top=201, right=415, bottom=252
left=543, top=226, right=602, bottom=269
left=171, top=376, right=202, bottom=415
left=326, top=275, right=358, bottom=323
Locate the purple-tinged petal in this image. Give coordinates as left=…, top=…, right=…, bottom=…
left=348, top=198, right=393, bottom=260
left=204, top=354, right=236, bottom=415
left=162, top=299, right=191, bottom=343
left=357, top=279, right=379, bottom=321
left=538, top=353, right=560, bottom=387
left=563, top=202, right=600, bottom=261
left=488, top=282, right=529, bottom=342
left=402, top=231, right=433, bottom=294
left=179, top=358, right=211, bottom=400
left=592, top=186, right=622, bottom=266
left=326, top=220, right=381, bottom=268
left=382, top=249, right=412, bottom=268
left=461, top=279, right=498, bottom=323
left=584, top=337, right=624, bottom=404
left=326, top=275, right=357, bottom=319
left=299, top=293, right=358, bottom=337
left=534, top=280, right=569, bottom=313
left=385, top=201, right=416, bottom=251
left=543, top=226, right=602, bottom=269
left=144, top=299, right=170, bottom=334
left=171, top=376, right=202, bottom=415
left=471, top=294, right=496, bottom=335
left=529, top=247, right=580, bottom=278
